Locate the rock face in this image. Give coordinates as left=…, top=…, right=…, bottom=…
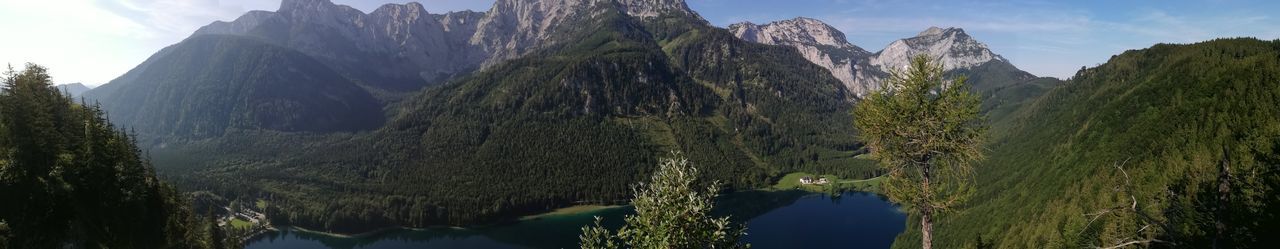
left=86, top=0, right=707, bottom=135
left=469, top=0, right=698, bottom=66
left=193, top=0, right=698, bottom=89
left=731, top=19, right=1036, bottom=97
left=468, top=0, right=601, bottom=66
left=871, top=27, right=1006, bottom=72
left=614, top=0, right=696, bottom=18
left=194, top=0, right=470, bottom=90
left=730, top=18, right=882, bottom=95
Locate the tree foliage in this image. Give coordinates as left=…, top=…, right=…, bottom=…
left=579, top=152, right=748, bottom=249
left=854, top=55, right=986, bottom=248
left=0, top=64, right=213, bottom=248
left=912, top=38, right=1280, bottom=248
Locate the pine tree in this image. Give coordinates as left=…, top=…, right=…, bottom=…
left=209, top=214, right=226, bottom=249
left=579, top=152, right=749, bottom=249
left=0, top=63, right=214, bottom=248
left=0, top=220, right=9, bottom=248
left=853, top=55, right=985, bottom=249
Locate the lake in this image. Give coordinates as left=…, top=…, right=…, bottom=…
left=244, top=191, right=906, bottom=249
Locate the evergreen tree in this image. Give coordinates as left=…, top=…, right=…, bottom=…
left=579, top=152, right=749, bottom=249
left=0, top=63, right=213, bottom=248
left=209, top=214, right=226, bottom=249
left=0, top=220, right=8, bottom=248
left=853, top=55, right=986, bottom=249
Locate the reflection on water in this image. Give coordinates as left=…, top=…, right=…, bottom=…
left=741, top=192, right=905, bottom=249
left=245, top=191, right=904, bottom=249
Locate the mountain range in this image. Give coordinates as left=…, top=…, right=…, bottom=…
left=83, top=0, right=1051, bottom=236
left=729, top=18, right=1040, bottom=97
left=72, top=0, right=1280, bottom=247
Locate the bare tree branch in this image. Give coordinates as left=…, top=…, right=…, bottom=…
left=1092, top=238, right=1169, bottom=249
left=1079, top=159, right=1178, bottom=248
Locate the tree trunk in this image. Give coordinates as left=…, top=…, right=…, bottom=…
left=921, top=164, right=934, bottom=249
left=922, top=207, right=934, bottom=249
left=1213, top=148, right=1231, bottom=249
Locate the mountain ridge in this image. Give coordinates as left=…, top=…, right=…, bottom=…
left=730, top=18, right=1040, bottom=97
left=80, top=0, right=1062, bottom=236
left=904, top=37, right=1280, bottom=248
left=86, top=0, right=872, bottom=233
left=55, top=83, right=92, bottom=97
left=85, top=35, right=384, bottom=137
left=188, top=0, right=700, bottom=91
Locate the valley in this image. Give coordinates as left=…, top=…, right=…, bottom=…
left=3, top=0, right=1278, bottom=248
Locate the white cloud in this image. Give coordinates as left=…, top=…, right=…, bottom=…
left=0, top=0, right=281, bottom=86
left=94, top=0, right=277, bottom=38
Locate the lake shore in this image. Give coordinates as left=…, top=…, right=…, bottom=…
left=519, top=204, right=626, bottom=221
left=279, top=225, right=407, bottom=239
left=272, top=204, right=626, bottom=238
left=253, top=171, right=881, bottom=240
left=246, top=191, right=905, bottom=249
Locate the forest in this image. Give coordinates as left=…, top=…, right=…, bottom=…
left=0, top=64, right=229, bottom=248
left=895, top=38, right=1280, bottom=248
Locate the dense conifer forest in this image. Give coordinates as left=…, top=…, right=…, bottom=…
left=897, top=38, right=1280, bottom=248
left=0, top=64, right=222, bottom=248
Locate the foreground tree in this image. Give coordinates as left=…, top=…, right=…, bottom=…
left=853, top=55, right=985, bottom=249
left=0, top=64, right=211, bottom=248
left=579, top=153, right=748, bottom=249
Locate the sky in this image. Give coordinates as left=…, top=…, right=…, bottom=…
left=1, top=0, right=1277, bottom=86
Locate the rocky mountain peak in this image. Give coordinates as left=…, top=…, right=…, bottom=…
left=729, top=17, right=879, bottom=96
left=279, top=0, right=338, bottom=14
left=917, top=26, right=944, bottom=36
left=614, top=0, right=694, bottom=18
left=437, top=11, right=484, bottom=31
left=274, top=0, right=367, bottom=33
left=372, top=2, right=429, bottom=18
left=872, top=26, right=1004, bottom=72
left=469, top=0, right=599, bottom=65
left=470, top=0, right=697, bottom=66
left=729, top=17, right=860, bottom=51
left=732, top=21, right=1032, bottom=97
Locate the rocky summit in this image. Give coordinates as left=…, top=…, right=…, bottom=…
left=732, top=19, right=1033, bottom=97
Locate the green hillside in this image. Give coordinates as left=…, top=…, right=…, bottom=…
left=897, top=38, right=1280, bottom=248
left=130, top=6, right=881, bottom=234
left=85, top=35, right=384, bottom=138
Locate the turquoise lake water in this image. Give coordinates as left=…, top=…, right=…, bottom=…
left=244, top=191, right=905, bottom=249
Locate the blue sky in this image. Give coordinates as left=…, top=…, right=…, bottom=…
left=1, top=0, right=1277, bottom=86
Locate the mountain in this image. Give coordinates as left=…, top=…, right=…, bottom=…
left=188, top=0, right=701, bottom=92
left=55, top=83, right=91, bottom=97
left=728, top=18, right=883, bottom=96
left=86, top=0, right=877, bottom=234
left=901, top=38, right=1280, bottom=248
left=871, top=27, right=1007, bottom=73
left=730, top=19, right=1042, bottom=97
left=84, top=35, right=383, bottom=137
left=194, top=0, right=482, bottom=91
left=878, top=27, right=1041, bottom=94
